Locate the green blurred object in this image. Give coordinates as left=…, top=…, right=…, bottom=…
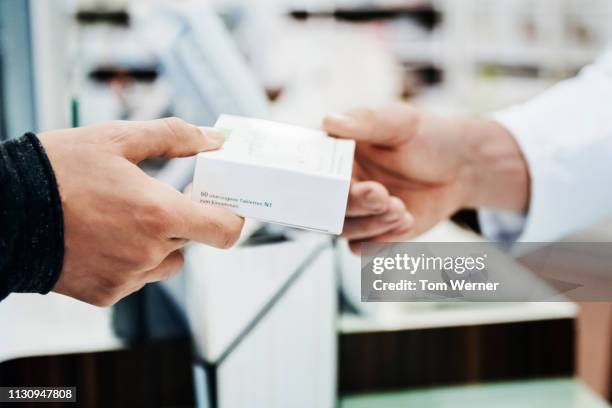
left=340, top=378, right=610, bottom=408
left=71, top=97, right=79, bottom=128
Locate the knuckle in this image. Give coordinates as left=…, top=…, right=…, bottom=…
left=105, top=121, right=136, bottom=146
left=151, top=206, right=174, bottom=235
left=162, top=116, right=189, bottom=134
left=219, top=217, right=244, bottom=249
left=121, top=242, right=161, bottom=270
left=140, top=203, right=176, bottom=237
left=85, top=264, right=149, bottom=307
left=122, top=253, right=144, bottom=270
left=134, top=246, right=162, bottom=269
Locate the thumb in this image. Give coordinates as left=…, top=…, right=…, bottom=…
left=323, top=106, right=415, bottom=146
left=118, top=117, right=225, bottom=163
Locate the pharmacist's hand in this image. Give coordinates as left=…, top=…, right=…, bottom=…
left=39, top=118, right=245, bottom=307
left=325, top=103, right=529, bottom=244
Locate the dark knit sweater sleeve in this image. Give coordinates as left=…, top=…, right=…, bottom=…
left=0, top=133, right=64, bottom=301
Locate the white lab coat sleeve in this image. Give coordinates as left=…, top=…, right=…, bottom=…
left=478, top=50, right=612, bottom=243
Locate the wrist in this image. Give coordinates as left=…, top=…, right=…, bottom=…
left=0, top=134, right=64, bottom=295
left=458, top=118, right=530, bottom=212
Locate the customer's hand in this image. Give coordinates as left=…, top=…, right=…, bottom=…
left=39, top=118, right=244, bottom=307
left=325, top=103, right=529, bottom=248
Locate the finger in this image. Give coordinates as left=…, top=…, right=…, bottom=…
left=117, top=117, right=225, bottom=163
left=349, top=241, right=363, bottom=255
left=346, top=181, right=390, bottom=216
left=343, top=197, right=412, bottom=240
left=369, top=218, right=415, bottom=242
left=145, top=250, right=185, bottom=283
left=169, top=191, right=245, bottom=249
left=323, top=109, right=389, bottom=143
left=324, top=107, right=414, bottom=146
left=348, top=220, right=414, bottom=255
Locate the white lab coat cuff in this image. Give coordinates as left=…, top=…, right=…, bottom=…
left=480, top=52, right=612, bottom=243
left=483, top=109, right=565, bottom=242
left=478, top=208, right=526, bottom=243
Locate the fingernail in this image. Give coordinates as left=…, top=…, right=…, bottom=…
left=199, top=127, right=225, bottom=144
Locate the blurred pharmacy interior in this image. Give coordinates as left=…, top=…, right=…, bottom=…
left=0, top=0, right=611, bottom=407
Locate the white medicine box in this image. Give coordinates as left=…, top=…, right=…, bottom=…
left=192, top=115, right=355, bottom=234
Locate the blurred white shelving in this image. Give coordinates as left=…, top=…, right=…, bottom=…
left=433, top=0, right=612, bottom=110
